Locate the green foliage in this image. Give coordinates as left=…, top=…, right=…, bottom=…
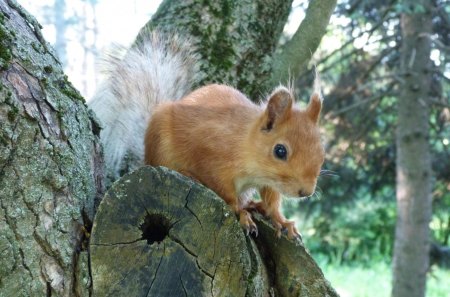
left=431, top=181, right=450, bottom=245
left=394, top=2, right=427, bottom=14
left=287, top=0, right=450, bottom=264
left=321, top=261, right=450, bottom=297
left=295, top=197, right=396, bottom=265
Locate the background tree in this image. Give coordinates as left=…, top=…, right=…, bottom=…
left=392, top=1, right=433, bottom=296
left=27, top=0, right=100, bottom=98
left=291, top=0, right=449, bottom=271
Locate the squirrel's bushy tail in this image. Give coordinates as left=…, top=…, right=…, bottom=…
left=89, top=31, right=201, bottom=180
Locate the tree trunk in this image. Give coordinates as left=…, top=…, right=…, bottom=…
left=142, top=0, right=336, bottom=100
left=141, top=0, right=292, bottom=100
left=0, top=0, right=104, bottom=296
left=392, top=1, right=433, bottom=297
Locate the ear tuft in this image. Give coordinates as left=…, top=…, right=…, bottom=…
left=306, top=92, right=322, bottom=123
left=263, top=86, right=293, bottom=131
left=306, top=70, right=323, bottom=123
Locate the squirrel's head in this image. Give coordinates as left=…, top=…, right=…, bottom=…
left=247, top=85, right=325, bottom=198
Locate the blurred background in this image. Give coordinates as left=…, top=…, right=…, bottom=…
left=18, top=0, right=449, bottom=296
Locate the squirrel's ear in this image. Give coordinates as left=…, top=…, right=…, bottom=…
left=306, top=92, right=322, bottom=123
left=263, top=86, right=293, bottom=131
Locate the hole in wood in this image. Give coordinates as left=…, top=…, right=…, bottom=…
left=140, top=213, right=171, bottom=245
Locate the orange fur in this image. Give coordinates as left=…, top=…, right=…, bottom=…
left=145, top=83, right=325, bottom=238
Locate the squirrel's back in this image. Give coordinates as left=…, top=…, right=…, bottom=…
left=144, top=84, right=259, bottom=185
left=89, top=32, right=201, bottom=180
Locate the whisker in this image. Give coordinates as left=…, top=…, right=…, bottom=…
left=322, top=173, right=338, bottom=176
left=319, top=174, right=340, bottom=179
left=312, top=191, right=321, bottom=200
left=315, top=185, right=323, bottom=194
left=319, top=169, right=339, bottom=178
left=311, top=186, right=323, bottom=200
left=320, top=169, right=337, bottom=175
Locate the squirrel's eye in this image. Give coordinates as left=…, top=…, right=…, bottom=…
left=273, top=144, right=287, bottom=160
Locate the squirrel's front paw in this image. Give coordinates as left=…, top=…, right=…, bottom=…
left=275, top=220, right=300, bottom=240
left=239, top=210, right=258, bottom=237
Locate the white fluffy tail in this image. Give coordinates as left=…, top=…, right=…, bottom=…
left=89, top=31, right=201, bottom=180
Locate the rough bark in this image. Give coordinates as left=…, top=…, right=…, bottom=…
left=91, top=166, right=339, bottom=297
left=392, top=1, right=433, bottom=297
left=141, top=0, right=336, bottom=100
left=0, top=0, right=104, bottom=296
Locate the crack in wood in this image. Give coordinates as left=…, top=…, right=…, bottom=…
left=210, top=264, right=218, bottom=297
left=146, top=242, right=165, bottom=297
left=179, top=274, right=188, bottom=297
left=184, top=187, right=203, bottom=229
left=90, top=238, right=143, bottom=247
left=169, top=234, right=214, bottom=279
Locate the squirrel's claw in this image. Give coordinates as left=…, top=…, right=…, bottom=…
left=274, top=220, right=301, bottom=240
left=287, top=225, right=301, bottom=240
left=240, top=210, right=258, bottom=237
left=244, top=221, right=258, bottom=237
left=249, top=224, right=258, bottom=237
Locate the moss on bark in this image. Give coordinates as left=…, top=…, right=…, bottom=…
left=141, top=0, right=336, bottom=100
left=140, top=0, right=293, bottom=100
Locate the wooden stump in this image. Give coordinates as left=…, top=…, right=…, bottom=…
left=90, top=166, right=339, bottom=297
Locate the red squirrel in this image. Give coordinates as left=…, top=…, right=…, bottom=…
left=89, top=32, right=325, bottom=239
left=144, top=83, right=324, bottom=238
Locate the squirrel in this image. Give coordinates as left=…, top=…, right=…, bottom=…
left=90, top=31, right=325, bottom=239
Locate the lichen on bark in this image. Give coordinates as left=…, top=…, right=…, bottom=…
left=0, top=1, right=104, bottom=296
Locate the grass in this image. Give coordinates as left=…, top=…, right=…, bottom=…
left=319, top=261, right=450, bottom=297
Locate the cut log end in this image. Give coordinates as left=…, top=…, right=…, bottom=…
left=90, top=166, right=339, bottom=297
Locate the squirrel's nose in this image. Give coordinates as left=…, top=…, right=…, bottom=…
left=298, top=190, right=309, bottom=197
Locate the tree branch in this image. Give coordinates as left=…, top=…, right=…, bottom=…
left=270, top=0, right=337, bottom=86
